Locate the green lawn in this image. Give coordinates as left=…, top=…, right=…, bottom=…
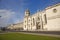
left=0, top=32, right=60, bottom=40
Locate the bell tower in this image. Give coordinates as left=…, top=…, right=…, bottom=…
left=23, top=9, right=30, bottom=30
left=25, top=9, right=30, bottom=17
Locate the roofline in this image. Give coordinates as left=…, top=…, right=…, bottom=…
left=45, top=3, right=60, bottom=10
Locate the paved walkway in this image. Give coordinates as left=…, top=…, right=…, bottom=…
left=0, top=32, right=60, bottom=38
left=19, top=32, right=60, bottom=38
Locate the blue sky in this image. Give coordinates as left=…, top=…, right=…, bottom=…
left=0, top=0, right=60, bottom=27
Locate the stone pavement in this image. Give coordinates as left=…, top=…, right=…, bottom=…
left=19, top=32, right=60, bottom=38
left=0, top=31, right=60, bottom=38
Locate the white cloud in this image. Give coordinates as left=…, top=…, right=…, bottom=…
left=0, top=9, right=20, bottom=27
left=0, top=8, right=24, bottom=27
left=13, top=19, right=21, bottom=24
left=0, top=9, right=15, bottom=19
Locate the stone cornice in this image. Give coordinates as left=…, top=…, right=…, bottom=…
left=45, top=3, right=60, bottom=10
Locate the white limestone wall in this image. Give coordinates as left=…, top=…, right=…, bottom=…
left=31, top=14, right=37, bottom=30
left=45, top=5, right=60, bottom=31
left=28, top=17, right=32, bottom=30
left=42, top=12, right=46, bottom=30
left=46, top=18, right=60, bottom=31
left=23, top=18, right=28, bottom=30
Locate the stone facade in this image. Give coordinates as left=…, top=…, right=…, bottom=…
left=23, top=3, right=60, bottom=31
left=45, top=3, right=60, bottom=31
left=7, top=22, right=23, bottom=30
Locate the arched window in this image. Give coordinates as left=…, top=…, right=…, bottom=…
left=44, top=14, right=47, bottom=24
left=38, top=17, right=40, bottom=20
left=33, top=18, right=35, bottom=26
